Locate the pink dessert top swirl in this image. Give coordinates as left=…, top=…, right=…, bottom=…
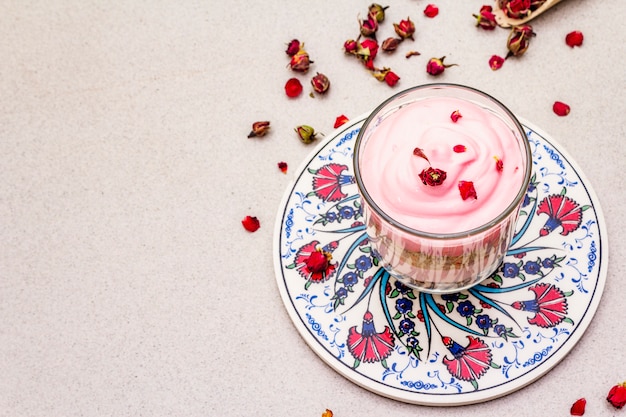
left=360, top=96, right=526, bottom=234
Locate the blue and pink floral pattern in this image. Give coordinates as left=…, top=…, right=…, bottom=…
left=275, top=117, right=606, bottom=405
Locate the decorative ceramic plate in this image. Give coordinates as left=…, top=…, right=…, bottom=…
left=273, top=115, right=607, bottom=406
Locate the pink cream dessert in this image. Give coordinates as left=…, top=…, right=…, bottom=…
left=354, top=84, right=531, bottom=293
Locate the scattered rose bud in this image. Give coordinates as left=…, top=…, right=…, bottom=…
left=607, top=382, right=626, bottom=409
left=565, top=30, right=584, bottom=47
left=394, top=17, right=416, bottom=40
left=247, top=121, right=271, bottom=138
left=285, top=78, right=303, bottom=98
left=289, top=47, right=312, bottom=72
left=426, top=56, right=457, bottom=76
left=306, top=249, right=331, bottom=273
left=458, top=181, right=477, bottom=200
left=295, top=125, right=318, bottom=144
left=344, top=39, right=358, bottom=54
left=278, top=161, right=288, bottom=174
left=553, top=101, right=570, bottom=116
left=311, top=72, right=330, bottom=94
left=450, top=110, right=462, bottom=122
left=241, top=215, right=260, bottom=232
left=285, top=39, right=300, bottom=56
left=360, top=14, right=379, bottom=38
left=358, top=38, right=379, bottom=61
left=334, top=114, right=349, bottom=128
left=474, top=5, right=497, bottom=30
left=368, top=3, right=388, bottom=23
left=384, top=70, right=400, bottom=86
left=489, top=55, right=505, bottom=70
left=494, top=156, right=504, bottom=172
left=413, top=147, right=430, bottom=163
left=405, top=50, right=421, bottom=58
left=501, top=0, right=532, bottom=19
left=506, top=25, right=535, bottom=58
left=570, top=398, right=586, bottom=416
left=419, top=167, right=447, bottom=186
left=453, top=145, right=466, bottom=153
left=424, top=4, right=439, bottom=18
left=381, top=37, right=403, bottom=52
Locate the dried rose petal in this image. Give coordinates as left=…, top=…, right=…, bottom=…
left=450, top=110, right=462, bottom=122
left=489, top=55, right=505, bottom=70
left=419, top=167, right=447, bottom=186
left=357, top=38, right=379, bottom=63
left=334, top=115, right=349, bottom=128
left=295, top=125, right=318, bottom=144
left=494, top=156, right=504, bottom=172
left=384, top=70, right=400, bottom=86
left=474, top=5, right=497, bottom=30
left=565, top=30, right=584, bottom=47
left=453, top=144, right=466, bottom=153
left=394, top=17, right=415, bottom=40
left=426, top=56, right=457, bottom=76
left=607, top=382, right=626, bottom=409
left=458, top=181, right=477, bottom=200
left=506, top=25, right=535, bottom=58
left=278, top=161, right=288, bottom=174
left=242, top=215, right=260, bottom=232
left=553, top=101, right=570, bottom=116
left=405, top=50, right=421, bottom=58
left=285, top=39, right=300, bottom=56
left=247, top=121, right=271, bottom=138
left=381, top=37, right=403, bottom=52
left=424, top=4, right=439, bottom=18
left=289, top=47, right=312, bottom=72
left=413, top=147, right=430, bottom=163
left=285, top=78, right=303, bottom=98
left=321, top=409, right=334, bottom=417
left=570, top=398, right=586, bottom=416
left=311, top=72, right=330, bottom=94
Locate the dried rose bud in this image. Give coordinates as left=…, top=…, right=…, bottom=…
left=381, top=37, right=403, bottom=52
left=285, top=78, right=303, bottom=98
left=278, top=161, right=288, bottom=174
left=607, top=382, right=626, bottom=409
left=295, top=125, right=318, bottom=144
left=424, top=4, right=439, bottom=18
left=553, top=101, right=570, bottom=116
left=360, top=15, right=379, bottom=38
left=285, top=39, right=300, bottom=56
left=368, top=3, right=389, bottom=23
left=289, top=47, right=312, bottom=72
left=450, top=110, right=462, bottom=122
left=419, top=167, right=447, bottom=186
left=501, top=0, right=532, bottom=19
left=241, top=215, right=260, bottom=232
left=426, top=56, right=457, bottom=76
left=384, top=70, right=400, bottom=86
left=358, top=38, right=379, bottom=61
left=458, top=181, right=477, bottom=200
left=343, top=39, right=358, bottom=54
left=394, top=17, right=415, bottom=40
left=306, top=249, right=331, bottom=273
left=334, top=114, right=349, bottom=128
left=565, top=30, right=584, bottom=47
left=570, top=398, right=586, bottom=416
left=473, top=6, right=497, bottom=30
left=489, top=55, right=505, bottom=70
left=506, top=25, right=535, bottom=58
left=311, top=72, right=330, bottom=94
left=247, top=121, right=271, bottom=138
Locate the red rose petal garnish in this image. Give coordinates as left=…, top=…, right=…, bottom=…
left=242, top=215, right=260, bottom=232
left=453, top=144, right=466, bottom=153
left=419, top=167, right=447, bottom=186
left=285, top=39, right=300, bottom=56
left=458, top=181, right=477, bottom=200
left=553, top=101, right=571, bottom=116
left=494, top=156, right=504, bottom=172
left=607, top=382, right=626, bottom=409
left=424, top=4, right=439, bottom=18
left=285, top=78, right=303, bottom=98
left=570, top=398, right=586, bottom=415
left=278, top=161, right=288, bottom=174
left=489, top=55, right=505, bottom=70
left=450, top=110, right=462, bottom=122
left=334, top=114, right=349, bottom=128
left=413, top=147, right=430, bottom=163
left=565, top=30, right=584, bottom=48
left=384, top=70, right=400, bottom=86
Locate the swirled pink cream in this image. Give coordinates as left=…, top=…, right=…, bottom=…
left=360, top=96, right=525, bottom=234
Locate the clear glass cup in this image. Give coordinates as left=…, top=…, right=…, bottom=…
left=354, top=83, right=532, bottom=294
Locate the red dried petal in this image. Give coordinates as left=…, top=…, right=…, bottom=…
left=278, top=161, right=288, bottom=174
left=334, top=115, right=349, bottom=128
left=553, top=101, right=571, bottom=116
left=607, top=383, right=626, bottom=409
left=285, top=78, right=303, bottom=98
left=495, top=156, right=504, bottom=172
left=242, top=215, right=260, bottom=232
left=450, top=110, right=462, bottom=122
left=384, top=70, right=400, bottom=87
left=565, top=30, right=584, bottom=48
left=489, top=55, right=505, bottom=70
left=458, top=181, right=477, bottom=200
left=570, top=398, right=586, bottom=416
left=285, top=39, right=300, bottom=56
left=413, top=147, right=430, bottom=163
left=453, top=144, right=466, bottom=153
left=424, top=4, right=439, bottom=18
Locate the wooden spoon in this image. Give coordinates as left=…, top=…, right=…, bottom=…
left=493, top=0, right=565, bottom=28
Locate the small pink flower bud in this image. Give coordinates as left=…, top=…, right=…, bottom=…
left=343, top=39, right=358, bottom=54
left=359, top=15, right=378, bottom=38
left=473, top=6, right=497, bottom=30
left=289, top=47, right=313, bottom=72
left=310, top=72, right=330, bottom=94
left=426, top=56, right=457, bottom=76
left=368, top=3, right=389, bottom=23
left=393, top=17, right=415, bottom=40
left=381, top=37, right=403, bottom=52
left=506, top=24, right=535, bottom=58
left=295, top=125, right=318, bottom=144
left=285, top=39, right=300, bottom=56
